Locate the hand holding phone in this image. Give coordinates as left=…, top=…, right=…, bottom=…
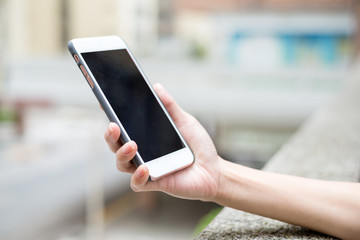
left=105, top=82, right=221, bottom=201
left=68, top=36, right=194, bottom=180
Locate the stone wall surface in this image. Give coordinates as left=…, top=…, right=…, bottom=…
left=196, top=65, right=360, bottom=239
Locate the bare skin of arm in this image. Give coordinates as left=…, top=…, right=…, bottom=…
left=104, top=83, right=360, bottom=240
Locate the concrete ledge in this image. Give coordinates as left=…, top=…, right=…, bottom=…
left=196, top=68, right=360, bottom=239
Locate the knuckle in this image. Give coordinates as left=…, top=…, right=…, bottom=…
left=116, top=161, right=124, bottom=172
left=115, top=150, right=125, bottom=161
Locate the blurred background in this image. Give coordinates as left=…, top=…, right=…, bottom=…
left=0, top=0, right=359, bottom=239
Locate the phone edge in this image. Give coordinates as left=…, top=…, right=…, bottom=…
left=68, top=39, right=144, bottom=168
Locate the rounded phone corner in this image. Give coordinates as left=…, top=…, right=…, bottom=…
left=146, top=148, right=194, bottom=181
left=67, top=40, right=75, bottom=52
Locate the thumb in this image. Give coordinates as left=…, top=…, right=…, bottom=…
left=131, top=165, right=150, bottom=192
left=130, top=164, right=161, bottom=192
left=153, top=83, right=186, bottom=123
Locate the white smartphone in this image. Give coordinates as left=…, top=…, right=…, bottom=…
left=68, top=36, right=194, bottom=181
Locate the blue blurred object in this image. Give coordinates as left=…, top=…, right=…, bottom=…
left=228, top=32, right=244, bottom=65
left=280, top=34, right=297, bottom=65
left=318, top=34, right=337, bottom=65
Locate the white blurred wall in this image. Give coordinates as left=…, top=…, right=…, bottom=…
left=6, top=0, right=62, bottom=56
left=67, top=0, right=158, bottom=53
left=4, top=0, right=159, bottom=57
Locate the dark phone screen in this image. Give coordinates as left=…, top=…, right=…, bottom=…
left=82, top=49, right=184, bottom=162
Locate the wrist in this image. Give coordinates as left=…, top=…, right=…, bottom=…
left=213, top=158, right=237, bottom=205
left=213, top=159, right=261, bottom=209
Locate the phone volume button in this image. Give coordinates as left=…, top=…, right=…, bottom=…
left=86, top=74, right=94, bottom=89
left=80, top=65, right=94, bottom=89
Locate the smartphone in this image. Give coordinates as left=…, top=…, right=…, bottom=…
left=68, top=36, right=194, bottom=181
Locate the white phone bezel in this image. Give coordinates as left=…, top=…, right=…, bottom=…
left=69, top=36, right=194, bottom=181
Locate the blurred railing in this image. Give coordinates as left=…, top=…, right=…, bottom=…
left=196, top=62, right=360, bottom=239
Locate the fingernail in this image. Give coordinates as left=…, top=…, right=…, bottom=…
left=154, top=83, right=164, bottom=91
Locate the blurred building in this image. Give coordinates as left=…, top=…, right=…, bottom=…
left=67, top=0, right=158, bottom=54
left=2, top=0, right=359, bottom=60
left=5, top=0, right=63, bottom=56
left=174, top=0, right=356, bottom=68
left=175, top=0, right=352, bottom=11
left=3, top=0, right=158, bottom=57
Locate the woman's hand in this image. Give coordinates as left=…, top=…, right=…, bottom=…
left=104, top=83, right=222, bottom=202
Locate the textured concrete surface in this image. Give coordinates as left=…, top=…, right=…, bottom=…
left=196, top=67, right=360, bottom=239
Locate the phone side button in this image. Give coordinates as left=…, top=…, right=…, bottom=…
left=86, top=74, right=94, bottom=89
left=73, top=54, right=80, bottom=63
left=80, top=65, right=94, bottom=89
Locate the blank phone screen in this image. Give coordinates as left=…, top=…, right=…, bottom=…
left=82, top=49, right=184, bottom=162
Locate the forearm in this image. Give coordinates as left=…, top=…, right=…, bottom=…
left=214, top=158, right=360, bottom=240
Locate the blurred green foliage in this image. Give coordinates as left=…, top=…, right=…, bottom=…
left=0, top=107, right=16, bottom=122
left=193, top=207, right=223, bottom=237
left=189, top=41, right=207, bottom=59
